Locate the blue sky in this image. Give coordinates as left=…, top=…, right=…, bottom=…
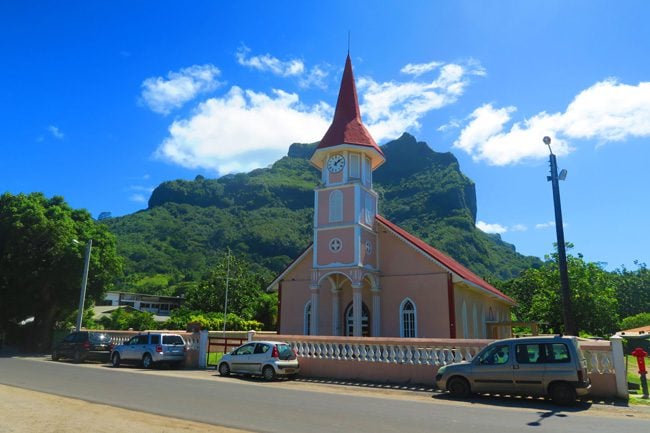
left=2, top=1, right=649, bottom=271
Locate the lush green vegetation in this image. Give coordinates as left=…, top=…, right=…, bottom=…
left=104, top=133, right=542, bottom=300
left=496, top=245, right=650, bottom=337
left=621, top=313, right=650, bottom=331
left=0, top=192, right=122, bottom=350
left=3, top=134, right=647, bottom=341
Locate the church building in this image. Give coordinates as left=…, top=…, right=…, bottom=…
left=267, top=55, right=514, bottom=339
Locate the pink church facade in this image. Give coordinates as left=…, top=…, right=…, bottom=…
left=267, top=55, right=514, bottom=339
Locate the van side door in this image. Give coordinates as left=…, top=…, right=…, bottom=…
left=513, top=342, right=547, bottom=396
left=471, top=343, right=516, bottom=394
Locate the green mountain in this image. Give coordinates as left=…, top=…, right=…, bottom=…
left=104, top=133, right=541, bottom=294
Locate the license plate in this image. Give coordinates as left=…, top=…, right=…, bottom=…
left=284, top=369, right=295, bottom=374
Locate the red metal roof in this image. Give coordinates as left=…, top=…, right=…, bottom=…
left=317, top=55, right=383, bottom=155
left=376, top=214, right=515, bottom=304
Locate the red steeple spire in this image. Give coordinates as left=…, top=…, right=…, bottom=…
left=316, top=55, right=383, bottom=155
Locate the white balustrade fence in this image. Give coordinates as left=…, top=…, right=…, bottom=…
left=290, top=341, right=485, bottom=366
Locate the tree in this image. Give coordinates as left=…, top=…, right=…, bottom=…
left=0, top=193, right=122, bottom=350
left=183, top=251, right=268, bottom=322
left=499, top=245, right=619, bottom=337
left=98, top=308, right=156, bottom=331
left=612, top=261, right=650, bottom=319
left=620, top=312, right=650, bottom=331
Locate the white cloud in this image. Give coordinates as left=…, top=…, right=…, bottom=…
left=128, top=185, right=154, bottom=204
left=535, top=221, right=556, bottom=230
left=129, top=193, right=147, bottom=203
left=154, top=86, right=331, bottom=174
left=400, top=61, right=443, bottom=77
left=477, top=221, right=528, bottom=234
left=298, top=65, right=329, bottom=89
left=359, top=61, right=486, bottom=142
left=48, top=125, right=64, bottom=139
left=476, top=221, right=508, bottom=234
left=236, top=46, right=304, bottom=77
left=510, top=224, right=528, bottom=232
left=237, top=47, right=330, bottom=89
left=454, top=79, right=650, bottom=165
left=141, top=64, right=221, bottom=115
left=153, top=57, right=483, bottom=175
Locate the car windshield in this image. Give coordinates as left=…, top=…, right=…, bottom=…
left=476, top=344, right=510, bottom=365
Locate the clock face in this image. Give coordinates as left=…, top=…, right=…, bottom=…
left=327, top=154, right=345, bottom=173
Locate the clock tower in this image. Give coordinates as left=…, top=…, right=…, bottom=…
left=308, top=54, right=385, bottom=336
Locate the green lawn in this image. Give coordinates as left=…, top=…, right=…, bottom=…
left=626, top=355, right=650, bottom=405
left=207, top=352, right=224, bottom=366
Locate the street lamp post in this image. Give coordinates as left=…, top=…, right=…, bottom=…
left=544, top=136, right=576, bottom=336
left=75, top=239, right=92, bottom=332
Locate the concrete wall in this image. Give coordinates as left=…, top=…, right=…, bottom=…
left=261, top=335, right=623, bottom=400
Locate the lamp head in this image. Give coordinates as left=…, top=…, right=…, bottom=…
left=543, top=136, right=551, bottom=145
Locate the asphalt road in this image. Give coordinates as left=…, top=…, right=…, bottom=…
left=1, top=355, right=648, bottom=433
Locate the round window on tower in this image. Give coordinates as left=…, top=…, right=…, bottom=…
left=329, top=237, right=342, bottom=253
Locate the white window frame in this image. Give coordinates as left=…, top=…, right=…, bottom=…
left=349, top=153, right=360, bottom=178
left=329, top=237, right=342, bottom=253
left=304, top=301, right=312, bottom=335
left=329, top=190, right=343, bottom=222
left=399, top=298, right=417, bottom=338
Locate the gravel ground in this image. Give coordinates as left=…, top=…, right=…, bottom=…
left=0, top=384, right=251, bottom=433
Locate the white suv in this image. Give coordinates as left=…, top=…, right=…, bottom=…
left=111, top=332, right=186, bottom=369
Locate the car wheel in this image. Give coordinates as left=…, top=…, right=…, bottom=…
left=549, top=382, right=576, bottom=406
left=51, top=351, right=59, bottom=361
left=142, top=353, right=153, bottom=369
left=262, top=365, right=276, bottom=381
left=218, top=362, right=230, bottom=377
left=447, top=377, right=471, bottom=398
left=111, top=352, right=121, bottom=368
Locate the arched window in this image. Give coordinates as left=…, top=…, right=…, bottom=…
left=329, top=190, right=343, bottom=222
left=400, top=298, right=417, bottom=338
left=344, top=302, right=370, bottom=336
left=304, top=301, right=312, bottom=335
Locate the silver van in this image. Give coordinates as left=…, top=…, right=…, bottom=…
left=435, top=335, right=591, bottom=405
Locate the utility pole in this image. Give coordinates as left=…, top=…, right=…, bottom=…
left=544, top=136, right=577, bottom=336
left=75, top=239, right=92, bottom=332
left=222, top=248, right=231, bottom=334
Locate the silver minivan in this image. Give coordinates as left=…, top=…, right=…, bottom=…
left=435, top=335, right=591, bottom=405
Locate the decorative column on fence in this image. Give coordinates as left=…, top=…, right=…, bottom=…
left=198, top=330, right=208, bottom=369
left=610, top=335, right=629, bottom=399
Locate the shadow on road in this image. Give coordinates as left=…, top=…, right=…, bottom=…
left=432, top=392, right=596, bottom=427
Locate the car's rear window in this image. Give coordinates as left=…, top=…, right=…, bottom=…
left=277, top=344, right=296, bottom=360
left=89, top=333, right=111, bottom=343
left=163, top=335, right=184, bottom=345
